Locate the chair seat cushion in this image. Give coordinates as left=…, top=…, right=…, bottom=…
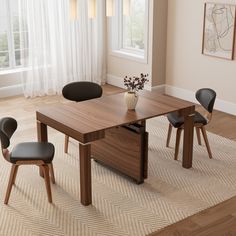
left=10, top=142, right=55, bottom=164
left=167, top=111, right=207, bottom=128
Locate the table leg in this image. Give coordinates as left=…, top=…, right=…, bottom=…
left=182, top=108, right=195, bottom=169
left=37, top=121, right=48, bottom=177
left=79, top=143, right=92, bottom=206
left=37, top=121, right=48, bottom=142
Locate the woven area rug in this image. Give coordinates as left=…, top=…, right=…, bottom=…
left=0, top=116, right=236, bottom=236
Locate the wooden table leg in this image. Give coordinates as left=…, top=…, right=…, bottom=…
left=37, top=121, right=48, bottom=177
left=182, top=107, right=195, bottom=169
left=79, top=143, right=92, bottom=206
left=37, top=121, right=48, bottom=142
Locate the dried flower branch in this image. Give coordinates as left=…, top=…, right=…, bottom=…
left=124, top=73, right=149, bottom=92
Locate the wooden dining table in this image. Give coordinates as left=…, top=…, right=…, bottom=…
left=36, top=91, right=195, bottom=206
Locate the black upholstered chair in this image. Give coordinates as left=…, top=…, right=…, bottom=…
left=62, top=81, right=103, bottom=153
left=0, top=117, right=55, bottom=204
left=166, top=88, right=216, bottom=160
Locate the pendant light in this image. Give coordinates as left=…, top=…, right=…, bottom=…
left=88, top=0, right=96, bottom=19
left=70, top=0, right=78, bottom=20
left=106, top=0, right=115, bottom=17
left=70, top=0, right=119, bottom=20
left=123, top=0, right=131, bottom=16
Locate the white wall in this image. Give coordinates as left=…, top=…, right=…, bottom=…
left=2, top=0, right=236, bottom=115
left=0, top=72, right=23, bottom=98
left=151, top=0, right=168, bottom=86
left=107, top=0, right=153, bottom=86
left=107, top=0, right=168, bottom=89
left=166, top=0, right=236, bottom=106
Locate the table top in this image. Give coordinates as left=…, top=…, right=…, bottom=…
left=36, top=91, right=194, bottom=143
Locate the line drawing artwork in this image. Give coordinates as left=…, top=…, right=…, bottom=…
left=202, top=3, right=236, bottom=59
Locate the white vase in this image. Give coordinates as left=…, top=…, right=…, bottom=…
left=124, top=91, right=139, bottom=110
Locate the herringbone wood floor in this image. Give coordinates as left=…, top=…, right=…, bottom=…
left=0, top=84, right=236, bottom=236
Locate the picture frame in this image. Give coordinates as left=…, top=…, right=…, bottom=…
left=202, top=3, right=236, bottom=60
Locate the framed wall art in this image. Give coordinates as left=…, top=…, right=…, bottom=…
left=202, top=3, right=236, bottom=60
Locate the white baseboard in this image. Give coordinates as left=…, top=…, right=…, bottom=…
left=106, top=76, right=236, bottom=115
left=165, top=85, right=236, bottom=116
left=106, top=74, right=165, bottom=94
left=1, top=79, right=235, bottom=116
left=150, top=85, right=166, bottom=94
left=165, top=85, right=195, bottom=103
left=215, top=99, right=236, bottom=116
left=107, top=74, right=125, bottom=89
left=0, top=84, right=23, bottom=98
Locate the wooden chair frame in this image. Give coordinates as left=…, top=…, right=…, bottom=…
left=166, top=111, right=213, bottom=160
left=64, top=135, right=69, bottom=153
left=1, top=147, right=55, bottom=205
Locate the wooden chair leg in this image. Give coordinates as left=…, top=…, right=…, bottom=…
left=64, top=135, right=69, bottom=153
left=39, top=166, right=44, bottom=177
left=4, top=164, right=18, bottom=204
left=196, top=127, right=202, bottom=145
left=166, top=123, right=172, bottom=147
left=174, top=128, right=182, bottom=161
left=201, top=126, right=213, bottom=159
left=12, top=165, right=19, bottom=185
left=48, top=163, right=56, bottom=184
left=42, top=165, right=52, bottom=203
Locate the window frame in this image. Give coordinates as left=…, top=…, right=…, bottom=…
left=0, top=0, right=28, bottom=71
left=110, top=0, right=149, bottom=63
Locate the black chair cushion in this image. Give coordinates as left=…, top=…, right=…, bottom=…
left=62, top=82, right=103, bottom=102
left=10, top=142, right=55, bottom=164
left=167, top=111, right=207, bottom=128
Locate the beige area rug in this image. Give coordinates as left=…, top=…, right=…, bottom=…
left=0, top=116, right=236, bottom=236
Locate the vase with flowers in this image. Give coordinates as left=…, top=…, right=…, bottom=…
left=124, top=73, right=149, bottom=110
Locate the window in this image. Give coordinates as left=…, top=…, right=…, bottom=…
left=0, top=0, right=28, bottom=71
left=0, top=0, right=9, bottom=69
left=111, top=0, right=149, bottom=62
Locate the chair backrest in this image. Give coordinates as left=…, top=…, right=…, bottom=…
left=0, top=117, right=17, bottom=149
left=195, top=88, right=216, bottom=113
left=62, top=81, right=103, bottom=102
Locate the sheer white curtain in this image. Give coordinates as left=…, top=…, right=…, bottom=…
left=19, top=0, right=106, bottom=97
